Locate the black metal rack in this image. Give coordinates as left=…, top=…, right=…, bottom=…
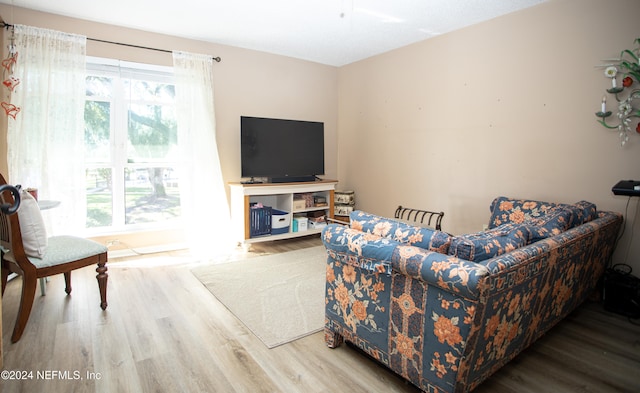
left=394, top=205, right=444, bottom=231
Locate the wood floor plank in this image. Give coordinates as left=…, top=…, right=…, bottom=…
left=2, top=236, right=640, bottom=393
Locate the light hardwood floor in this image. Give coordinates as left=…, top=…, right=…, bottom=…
left=1, top=235, right=639, bottom=393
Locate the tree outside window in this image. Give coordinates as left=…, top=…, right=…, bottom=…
left=84, top=59, right=181, bottom=231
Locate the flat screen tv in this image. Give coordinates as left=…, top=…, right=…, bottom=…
left=241, top=116, right=325, bottom=183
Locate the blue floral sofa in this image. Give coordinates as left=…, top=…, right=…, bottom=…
left=321, top=196, right=622, bottom=393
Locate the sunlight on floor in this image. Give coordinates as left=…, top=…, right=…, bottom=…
left=105, top=235, right=323, bottom=269
left=107, top=241, right=260, bottom=269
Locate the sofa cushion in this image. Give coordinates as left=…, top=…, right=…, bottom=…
left=350, top=210, right=452, bottom=253
left=447, top=223, right=532, bottom=262
left=488, top=197, right=596, bottom=237
left=526, top=205, right=574, bottom=241
left=488, top=196, right=564, bottom=229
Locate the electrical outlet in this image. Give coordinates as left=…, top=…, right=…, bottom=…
left=482, top=224, right=488, bottom=231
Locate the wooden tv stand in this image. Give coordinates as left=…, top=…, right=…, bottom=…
left=229, top=180, right=338, bottom=246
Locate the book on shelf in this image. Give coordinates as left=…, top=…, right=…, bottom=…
left=308, top=215, right=326, bottom=223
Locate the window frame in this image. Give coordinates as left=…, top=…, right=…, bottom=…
left=84, top=56, right=182, bottom=235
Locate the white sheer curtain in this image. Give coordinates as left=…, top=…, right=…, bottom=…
left=7, top=25, right=87, bottom=234
left=172, top=51, right=232, bottom=257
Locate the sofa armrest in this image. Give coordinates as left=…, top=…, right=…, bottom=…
left=480, top=210, right=623, bottom=275
left=322, top=224, right=400, bottom=275
left=349, top=210, right=452, bottom=253
left=392, top=245, right=490, bottom=300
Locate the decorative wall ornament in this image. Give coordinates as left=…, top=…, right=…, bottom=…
left=1, top=101, right=20, bottom=119
left=596, top=38, right=640, bottom=147
left=1, top=25, right=20, bottom=119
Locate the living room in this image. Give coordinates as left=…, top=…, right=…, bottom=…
left=1, top=0, right=639, bottom=392
left=1, top=0, right=638, bottom=269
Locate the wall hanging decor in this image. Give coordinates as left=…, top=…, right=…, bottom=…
left=595, top=38, right=640, bottom=147
left=1, top=25, right=20, bottom=119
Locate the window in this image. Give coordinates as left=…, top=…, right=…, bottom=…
left=84, top=58, right=181, bottom=232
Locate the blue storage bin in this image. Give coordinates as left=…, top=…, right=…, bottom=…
left=250, top=205, right=272, bottom=237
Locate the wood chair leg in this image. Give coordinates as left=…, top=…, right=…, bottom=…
left=64, top=271, right=72, bottom=294
left=96, top=260, right=108, bottom=310
left=12, top=274, right=38, bottom=343
left=40, top=277, right=47, bottom=296
left=1, top=265, right=8, bottom=296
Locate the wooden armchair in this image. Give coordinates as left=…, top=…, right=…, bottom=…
left=0, top=173, right=109, bottom=343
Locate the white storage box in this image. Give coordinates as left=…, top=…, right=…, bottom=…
left=308, top=220, right=327, bottom=230
left=271, top=210, right=291, bottom=234
left=293, top=216, right=308, bottom=231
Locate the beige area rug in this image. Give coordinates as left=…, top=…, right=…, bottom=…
left=191, top=246, right=327, bottom=348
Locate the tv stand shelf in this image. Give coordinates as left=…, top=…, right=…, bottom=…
left=229, top=180, right=338, bottom=246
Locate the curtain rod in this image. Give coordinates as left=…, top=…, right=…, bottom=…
left=88, top=37, right=221, bottom=62
left=1, top=22, right=221, bottom=62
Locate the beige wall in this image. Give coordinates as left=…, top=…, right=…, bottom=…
left=337, top=0, right=640, bottom=271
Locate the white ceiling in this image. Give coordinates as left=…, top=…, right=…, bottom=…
left=0, top=0, right=546, bottom=66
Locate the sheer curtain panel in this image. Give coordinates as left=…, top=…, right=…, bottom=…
left=7, top=25, right=87, bottom=234
left=172, top=51, right=232, bottom=256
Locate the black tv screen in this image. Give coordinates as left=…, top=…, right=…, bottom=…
left=241, top=116, right=325, bottom=182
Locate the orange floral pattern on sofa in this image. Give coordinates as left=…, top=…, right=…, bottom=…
left=322, top=200, right=621, bottom=393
